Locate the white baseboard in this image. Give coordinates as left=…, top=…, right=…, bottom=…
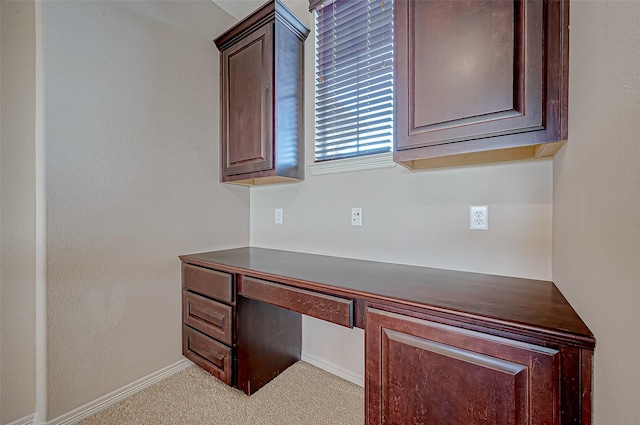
left=39, top=354, right=356, bottom=424
left=301, top=351, right=364, bottom=387
left=7, top=413, right=35, bottom=425
left=45, top=358, right=193, bottom=425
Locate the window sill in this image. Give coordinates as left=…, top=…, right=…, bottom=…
left=308, top=152, right=396, bottom=176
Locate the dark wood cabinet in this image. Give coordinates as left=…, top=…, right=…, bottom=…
left=180, top=247, right=594, bottom=424
left=181, top=263, right=236, bottom=385
left=181, top=262, right=303, bottom=395
left=394, top=0, right=569, bottom=169
left=214, top=0, right=309, bottom=185
left=366, top=307, right=566, bottom=425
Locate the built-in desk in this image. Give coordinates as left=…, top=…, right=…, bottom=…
left=180, top=247, right=594, bottom=424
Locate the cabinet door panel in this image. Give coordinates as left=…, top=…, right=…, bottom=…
left=412, top=0, right=516, bottom=127
left=366, top=308, right=560, bottom=425
left=384, top=329, right=528, bottom=424
left=396, top=0, right=544, bottom=150
left=221, top=24, right=274, bottom=176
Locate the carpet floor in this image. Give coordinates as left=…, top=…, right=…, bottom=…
left=78, top=361, right=364, bottom=424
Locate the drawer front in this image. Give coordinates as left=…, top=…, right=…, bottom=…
left=183, top=263, right=233, bottom=303
left=182, top=325, right=233, bottom=385
left=240, top=276, right=353, bottom=328
left=183, top=291, right=233, bottom=345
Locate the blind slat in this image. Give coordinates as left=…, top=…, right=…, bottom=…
left=316, top=90, right=393, bottom=121
left=316, top=103, right=392, bottom=130
left=315, top=147, right=391, bottom=162
left=316, top=116, right=393, bottom=139
left=316, top=14, right=393, bottom=54
left=316, top=142, right=393, bottom=158
left=316, top=35, right=393, bottom=69
left=316, top=89, right=392, bottom=115
left=316, top=52, right=393, bottom=89
left=316, top=127, right=393, bottom=147
left=317, top=75, right=393, bottom=101
left=316, top=88, right=393, bottom=116
left=316, top=1, right=390, bottom=33
left=316, top=18, right=393, bottom=58
left=317, top=111, right=394, bottom=134
left=316, top=137, right=393, bottom=154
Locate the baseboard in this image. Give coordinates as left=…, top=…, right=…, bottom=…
left=40, top=354, right=356, bottom=424
left=301, top=351, right=364, bottom=387
left=45, top=358, right=194, bottom=425
left=7, top=413, right=35, bottom=425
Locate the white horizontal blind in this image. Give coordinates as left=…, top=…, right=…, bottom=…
left=315, top=0, right=394, bottom=161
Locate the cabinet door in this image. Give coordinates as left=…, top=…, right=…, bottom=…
left=395, top=0, right=553, bottom=152
left=366, top=308, right=560, bottom=425
left=221, top=24, right=274, bottom=177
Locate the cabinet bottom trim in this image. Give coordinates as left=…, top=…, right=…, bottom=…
left=396, top=141, right=565, bottom=170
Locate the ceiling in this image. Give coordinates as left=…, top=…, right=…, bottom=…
left=211, top=0, right=311, bottom=24
left=212, top=1, right=264, bottom=20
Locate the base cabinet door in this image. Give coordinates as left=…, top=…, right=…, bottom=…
left=365, top=308, right=560, bottom=425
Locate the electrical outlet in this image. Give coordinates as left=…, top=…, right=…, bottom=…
left=469, top=206, right=488, bottom=230
left=275, top=208, right=283, bottom=224
left=351, top=208, right=362, bottom=226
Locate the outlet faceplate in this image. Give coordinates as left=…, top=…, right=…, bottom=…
left=470, top=206, right=488, bottom=230
left=351, top=208, right=362, bottom=226
left=275, top=208, right=283, bottom=224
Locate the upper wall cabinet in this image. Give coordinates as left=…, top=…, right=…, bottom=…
left=394, top=0, right=569, bottom=170
left=214, top=1, right=309, bottom=185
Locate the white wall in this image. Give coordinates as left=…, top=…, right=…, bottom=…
left=42, top=1, right=247, bottom=419
left=553, top=2, right=640, bottom=424
left=0, top=1, right=37, bottom=423
left=250, top=1, right=553, bottom=381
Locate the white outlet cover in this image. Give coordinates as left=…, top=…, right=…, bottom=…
left=275, top=208, right=283, bottom=224
left=351, top=207, right=362, bottom=226
left=469, top=206, right=488, bottom=230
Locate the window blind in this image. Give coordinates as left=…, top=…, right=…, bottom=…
left=314, top=0, right=394, bottom=161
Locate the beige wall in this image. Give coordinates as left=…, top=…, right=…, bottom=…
left=42, top=1, right=248, bottom=419
left=0, top=1, right=37, bottom=423
left=251, top=162, right=553, bottom=279
left=251, top=1, right=554, bottom=381
left=553, top=1, right=640, bottom=424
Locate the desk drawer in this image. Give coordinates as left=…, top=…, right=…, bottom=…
left=240, top=277, right=353, bottom=328
left=183, top=325, right=233, bottom=385
left=183, top=291, right=233, bottom=345
left=183, top=263, right=233, bottom=303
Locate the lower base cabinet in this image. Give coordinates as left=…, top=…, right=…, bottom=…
left=366, top=307, right=562, bottom=425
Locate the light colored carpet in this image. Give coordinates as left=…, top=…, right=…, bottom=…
left=78, top=361, right=364, bottom=424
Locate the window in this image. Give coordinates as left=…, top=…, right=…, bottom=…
left=314, top=0, right=394, bottom=162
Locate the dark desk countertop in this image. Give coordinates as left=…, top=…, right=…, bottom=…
left=180, top=247, right=594, bottom=348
